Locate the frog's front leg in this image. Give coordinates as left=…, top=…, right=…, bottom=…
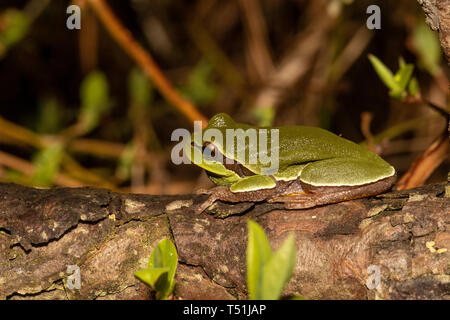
left=194, top=186, right=230, bottom=214
left=195, top=175, right=285, bottom=213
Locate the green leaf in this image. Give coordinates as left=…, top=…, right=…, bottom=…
left=368, top=54, right=400, bottom=93
left=128, top=68, right=152, bottom=106
left=179, top=59, right=219, bottom=107
left=36, top=97, right=62, bottom=134
left=407, top=77, right=420, bottom=96
left=394, top=63, right=414, bottom=90
left=412, top=21, right=441, bottom=76
left=4, top=169, right=26, bottom=185
left=135, top=238, right=178, bottom=300
left=134, top=267, right=170, bottom=290
left=115, top=142, right=134, bottom=181
left=398, top=56, right=406, bottom=69
left=0, top=9, right=30, bottom=58
left=247, top=220, right=273, bottom=300
left=369, top=54, right=417, bottom=99
left=390, top=62, right=414, bottom=98
left=79, top=71, right=111, bottom=132
left=260, top=233, right=296, bottom=300
left=149, top=238, right=178, bottom=281
left=31, top=144, right=64, bottom=186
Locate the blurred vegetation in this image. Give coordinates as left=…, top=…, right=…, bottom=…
left=0, top=0, right=448, bottom=194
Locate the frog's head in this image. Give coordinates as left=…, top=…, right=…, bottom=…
left=185, top=113, right=242, bottom=186
left=185, top=113, right=279, bottom=186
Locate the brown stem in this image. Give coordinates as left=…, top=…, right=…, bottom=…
left=396, top=130, right=449, bottom=190
left=87, top=0, right=208, bottom=127
left=0, top=150, right=84, bottom=187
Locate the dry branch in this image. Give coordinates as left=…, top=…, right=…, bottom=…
left=0, top=181, right=448, bottom=300
left=87, top=0, right=208, bottom=126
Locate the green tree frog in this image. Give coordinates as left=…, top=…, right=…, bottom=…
left=185, top=113, right=396, bottom=213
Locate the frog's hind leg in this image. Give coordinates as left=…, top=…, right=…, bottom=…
left=299, top=157, right=395, bottom=187
left=269, top=175, right=396, bottom=209
left=269, top=158, right=396, bottom=209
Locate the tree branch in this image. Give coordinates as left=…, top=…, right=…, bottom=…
left=0, top=181, right=448, bottom=300
left=417, top=0, right=450, bottom=63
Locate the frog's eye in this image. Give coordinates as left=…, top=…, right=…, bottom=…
left=202, top=143, right=216, bottom=160
left=203, top=143, right=215, bottom=152
left=203, top=142, right=225, bottom=162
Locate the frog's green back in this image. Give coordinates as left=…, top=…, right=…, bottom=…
left=201, top=113, right=391, bottom=175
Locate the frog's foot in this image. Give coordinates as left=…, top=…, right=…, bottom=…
left=194, top=186, right=230, bottom=214
left=194, top=188, right=217, bottom=213
left=194, top=180, right=284, bottom=214
left=195, top=195, right=216, bottom=214
left=269, top=174, right=397, bottom=209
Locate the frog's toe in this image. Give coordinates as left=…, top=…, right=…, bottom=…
left=195, top=188, right=212, bottom=195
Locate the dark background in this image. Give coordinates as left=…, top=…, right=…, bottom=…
left=0, top=0, right=448, bottom=194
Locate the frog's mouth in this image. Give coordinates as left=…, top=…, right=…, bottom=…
left=193, top=141, right=256, bottom=178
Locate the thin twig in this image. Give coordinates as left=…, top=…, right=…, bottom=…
left=359, top=115, right=440, bottom=147
left=187, top=21, right=245, bottom=94
left=0, top=150, right=84, bottom=187
left=87, top=0, right=208, bottom=127
left=422, top=98, right=450, bottom=121
left=360, top=112, right=376, bottom=153
left=395, top=95, right=449, bottom=188
left=251, top=1, right=332, bottom=115
left=396, top=131, right=449, bottom=190
left=68, top=138, right=126, bottom=158
left=238, top=0, right=274, bottom=84
left=0, top=116, right=118, bottom=188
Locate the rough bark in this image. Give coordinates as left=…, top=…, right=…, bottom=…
left=0, top=181, right=449, bottom=300
left=417, top=0, right=450, bottom=63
